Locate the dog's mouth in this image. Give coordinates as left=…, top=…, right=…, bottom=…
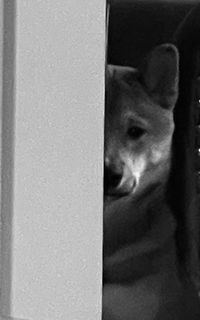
left=104, top=192, right=129, bottom=202
left=104, top=178, right=136, bottom=201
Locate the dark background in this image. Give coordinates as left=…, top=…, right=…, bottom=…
left=108, top=0, right=199, bottom=67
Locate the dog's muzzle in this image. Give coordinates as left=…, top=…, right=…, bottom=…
left=104, top=164, right=135, bottom=198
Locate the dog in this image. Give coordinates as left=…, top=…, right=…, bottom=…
left=103, top=44, right=200, bottom=319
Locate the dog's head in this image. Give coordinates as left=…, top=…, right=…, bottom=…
left=104, top=44, right=179, bottom=202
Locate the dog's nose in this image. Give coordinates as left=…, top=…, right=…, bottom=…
left=104, top=165, right=122, bottom=195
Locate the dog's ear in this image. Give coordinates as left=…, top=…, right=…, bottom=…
left=142, top=44, right=179, bottom=109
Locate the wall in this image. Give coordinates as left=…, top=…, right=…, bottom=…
left=0, top=1, right=105, bottom=319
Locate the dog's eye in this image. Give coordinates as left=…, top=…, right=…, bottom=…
left=127, top=126, right=146, bottom=140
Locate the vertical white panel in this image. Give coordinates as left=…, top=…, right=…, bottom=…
left=0, top=1, right=2, bottom=179
left=1, top=1, right=105, bottom=319
left=0, top=4, right=3, bottom=283
left=0, top=0, right=3, bottom=314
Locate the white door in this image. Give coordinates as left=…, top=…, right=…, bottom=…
left=0, top=1, right=105, bottom=319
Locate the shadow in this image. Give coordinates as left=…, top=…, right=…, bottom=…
left=0, top=0, right=16, bottom=315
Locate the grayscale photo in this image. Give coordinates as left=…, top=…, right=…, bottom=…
left=103, top=1, right=200, bottom=319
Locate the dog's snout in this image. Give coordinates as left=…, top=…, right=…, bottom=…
left=104, top=165, right=122, bottom=195
left=104, top=160, right=136, bottom=198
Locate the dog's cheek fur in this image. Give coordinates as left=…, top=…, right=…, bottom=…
left=149, top=139, right=172, bottom=165
left=121, top=138, right=172, bottom=193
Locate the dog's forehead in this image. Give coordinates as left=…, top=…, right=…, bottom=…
left=106, top=65, right=148, bottom=115
left=105, top=64, right=173, bottom=131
